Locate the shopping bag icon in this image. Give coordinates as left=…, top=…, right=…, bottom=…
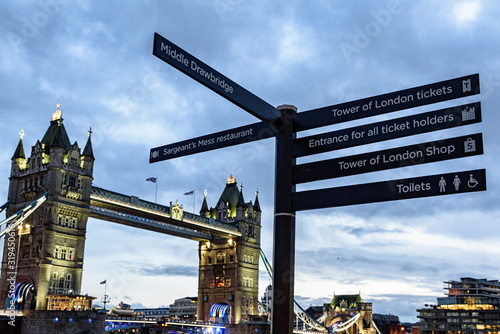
left=464, top=138, right=476, bottom=153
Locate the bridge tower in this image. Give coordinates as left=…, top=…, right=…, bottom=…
left=197, top=173, right=262, bottom=324
left=0, top=105, right=94, bottom=310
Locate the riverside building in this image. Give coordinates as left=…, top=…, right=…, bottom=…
left=417, top=277, right=500, bottom=334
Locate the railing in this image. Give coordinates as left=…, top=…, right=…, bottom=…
left=90, top=186, right=241, bottom=237
left=90, top=205, right=211, bottom=240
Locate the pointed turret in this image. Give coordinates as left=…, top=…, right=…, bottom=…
left=11, top=129, right=27, bottom=175
left=82, top=127, right=94, bottom=159
left=12, top=130, right=25, bottom=160
left=253, top=189, right=261, bottom=212
left=200, top=189, right=210, bottom=218
left=81, top=127, right=95, bottom=176
left=236, top=183, right=246, bottom=219
left=253, top=189, right=261, bottom=223
left=214, top=172, right=240, bottom=219
left=41, top=103, right=71, bottom=152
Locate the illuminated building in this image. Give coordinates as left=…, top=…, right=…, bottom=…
left=417, top=277, right=500, bottom=333
left=0, top=105, right=95, bottom=310
left=324, top=293, right=377, bottom=334
left=197, top=173, right=262, bottom=324
left=169, top=297, right=197, bottom=320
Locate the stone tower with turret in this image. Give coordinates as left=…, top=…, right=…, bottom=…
left=0, top=105, right=94, bottom=310
left=197, top=173, right=262, bottom=324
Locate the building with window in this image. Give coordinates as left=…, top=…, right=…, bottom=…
left=134, top=307, right=170, bottom=319
left=0, top=105, right=95, bottom=310
left=417, top=277, right=500, bottom=333
left=197, top=173, right=262, bottom=324
left=169, top=297, right=197, bottom=320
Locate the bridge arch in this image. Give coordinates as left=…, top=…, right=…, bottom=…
left=210, top=300, right=232, bottom=324
left=13, top=278, right=35, bottom=310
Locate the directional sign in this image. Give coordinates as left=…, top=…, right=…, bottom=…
left=150, top=121, right=276, bottom=163
left=293, top=169, right=486, bottom=211
left=294, top=133, right=484, bottom=184
left=153, top=33, right=281, bottom=122
left=295, top=73, right=480, bottom=131
left=293, top=102, right=481, bottom=157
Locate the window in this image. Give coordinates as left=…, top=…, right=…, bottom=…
left=243, top=277, right=254, bottom=287
left=68, top=175, right=76, bottom=188
left=216, top=277, right=225, bottom=287
left=58, top=277, right=65, bottom=289
left=229, top=255, right=234, bottom=262
left=54, top=246, right=75, bottom=261
left=207, top=256, right=212, bottom=265
left=216, top=252, right=225, bottom=264
left=66, top=274, right=72, bottom=290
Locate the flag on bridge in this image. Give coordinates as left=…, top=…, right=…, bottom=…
left=146, top=177, right=157, bottom=183
left=100, top=280, right=106, bottom=284
left=184, top=190, right=194, bottom=195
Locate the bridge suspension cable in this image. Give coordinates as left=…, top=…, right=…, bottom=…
left=0, top=201, right=9, bottom=215
left=0, top=192, right=48, bottom=240
left=259, top=248, right=328, bottom=332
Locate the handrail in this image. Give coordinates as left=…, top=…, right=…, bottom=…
left=0, top=192, right=48, bottom=239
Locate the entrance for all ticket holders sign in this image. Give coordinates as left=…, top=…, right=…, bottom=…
left=150, top=32, right=485, bottom=334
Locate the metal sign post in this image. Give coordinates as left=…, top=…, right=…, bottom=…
left=272, top=105, right=297, bottom=334
left=149, top=33, right=486, bottom=334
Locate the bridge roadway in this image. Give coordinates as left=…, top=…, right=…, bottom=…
left=89, top=186, right=241, bottom=241
left=105, top=315, right=325, bottom=334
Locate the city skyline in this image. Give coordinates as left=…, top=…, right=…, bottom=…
left=1, top=1, right=499, bottom=323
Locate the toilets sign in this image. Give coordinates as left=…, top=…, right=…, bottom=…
left=293, top=169, right=487, bottom=211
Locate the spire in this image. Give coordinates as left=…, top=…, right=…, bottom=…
left=51, top=124, right=66, bottom=149
left=82, top=127, right=94, bottom=158
left=12, top=129, right=25, bottom=159
left=41, top=104, right=71, bottom=151
left=237, top=183, right=245, bottom=207
left=200, top=189, right=209, bottom=216
left=227, top=171, right=236, bottom=184
left=253, top=189, right=261, bottom=212
left=52, top=102, right=63, bottom=121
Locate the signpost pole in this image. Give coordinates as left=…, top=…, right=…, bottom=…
left=271, top=105, right=297, bottom=334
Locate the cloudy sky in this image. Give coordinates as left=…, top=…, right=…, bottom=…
left=1, top=0, right=499, bottom=323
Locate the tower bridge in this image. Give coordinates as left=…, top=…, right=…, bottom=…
left=0, top=108, right=377, bottom=333
left=0, top=108, right=261, bottom=328
left=89, top=186, right=241, bottom=241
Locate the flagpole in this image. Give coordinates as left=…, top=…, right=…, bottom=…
left=193, top=190, right=195, bottom=213
left=155, top=179, right=158, bottom=204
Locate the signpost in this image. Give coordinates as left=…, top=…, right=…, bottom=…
left=150, top=121, right=276, bottom=162
left=153, top=33, right=281, bottom=122
left=293, top=169, right=486, bottom=211
left=293, top=133, right=484, bottom=184
left=293, top=102, right=481, bottom=157
left=150, top=33, right=486, bottom=334
left=294, top=73, right=480, bottom=131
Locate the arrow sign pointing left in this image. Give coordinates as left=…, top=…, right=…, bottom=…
left=153, top=33, right=281, bottom=122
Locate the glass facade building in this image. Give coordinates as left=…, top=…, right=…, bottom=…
left=417, top=277, right=500, bottom=334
